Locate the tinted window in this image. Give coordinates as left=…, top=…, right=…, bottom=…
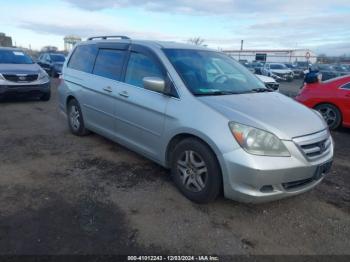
left=125, top=52, right=164, bottom=88
left=68, top=45, right=97, bottom=73
left=0, top=49, right=33, bottom=64
left=341, top=83, right=350, bottom=89
left=93, top=49, right=126, bottom=81
left=50, top=54, right=65, bottom=62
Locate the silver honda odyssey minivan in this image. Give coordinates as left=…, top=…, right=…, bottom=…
left=58, top=36, right=334, bottom=203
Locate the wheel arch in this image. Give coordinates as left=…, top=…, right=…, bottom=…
left=314, top=102, right=343, bottom=120
left=66, top=95, right=77, bottom=110
left=165, top=132, right=222, bottom=170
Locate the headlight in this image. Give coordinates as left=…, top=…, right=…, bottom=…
left=38, top=69, right=49, bottom=81
left=229, top=122, right=290, bottom=157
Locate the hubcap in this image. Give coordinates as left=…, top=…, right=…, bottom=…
left=69, top=105, right=80, bottom=131
left=318, top=106, right=336, bottom=126
left=177, top=150, right=208, bottom=193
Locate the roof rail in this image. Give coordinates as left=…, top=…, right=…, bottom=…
left=87, top=35, right=130, bottom=41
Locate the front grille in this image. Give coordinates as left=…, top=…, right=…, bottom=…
left=293, top=130, right=332, bottom=161
left=282, top=177, right=315, bottom=190
left=3, top=74, right=38, bottom=82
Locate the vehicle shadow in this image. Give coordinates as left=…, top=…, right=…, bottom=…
left=0, top=95, right=42, bottom=104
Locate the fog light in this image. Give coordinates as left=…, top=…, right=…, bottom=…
left=260, top=185, right=274, bottom=193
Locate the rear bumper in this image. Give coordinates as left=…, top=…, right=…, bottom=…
left=220, top=138, right=334, bottom=203
left=0, top=81, right=50, bottom=96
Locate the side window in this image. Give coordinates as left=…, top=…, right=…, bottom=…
left=68, top=45, right=98, bottom=73
left=341, top=82, right=350, bottom=89
left=92, top=49, right=126, bottom=81
left=125, top=52, right=164, bottom=88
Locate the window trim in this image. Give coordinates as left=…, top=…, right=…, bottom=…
left=67, top=43, right=98, bottom=73
left=92, top=48, right=128, bottom=82
left=339, top=82, right=350, bottom=90
left=122, top=44, right=179, bottom=98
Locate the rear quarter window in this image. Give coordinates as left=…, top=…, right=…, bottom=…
left=341, top=82, right=350, bottom=89
left=68, top=44, right=98, bottom=73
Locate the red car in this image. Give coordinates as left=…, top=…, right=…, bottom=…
left=296, top=75, right=350, bottom=129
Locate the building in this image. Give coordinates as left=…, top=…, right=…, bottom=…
left=64, top=35, right=81, bottom=51
left=0, top=33, right=13, bottom=47
left=223, top=48, right=317, bottom=64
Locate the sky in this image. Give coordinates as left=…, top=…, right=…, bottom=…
left=1, top=0, right=350, bottom=55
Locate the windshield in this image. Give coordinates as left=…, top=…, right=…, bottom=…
left=164, top=49, right=266, bottom=95
left=270, top=64, right=287, bottom=69
left=50, top=54, right=65, bottom=62
left=0, top=50, right=33, bottom=64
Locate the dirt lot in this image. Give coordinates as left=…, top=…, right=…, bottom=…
left=0, top=79, right=349, bottom=256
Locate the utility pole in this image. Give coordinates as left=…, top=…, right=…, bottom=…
left=238, top=40, right=244, bottom=61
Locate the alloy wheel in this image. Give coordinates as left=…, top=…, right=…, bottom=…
left=69, top=105, right=80, bottom=131
left=177, top=150, right=208, bottom=193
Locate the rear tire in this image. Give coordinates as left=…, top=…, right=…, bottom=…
left=170, top=138, right=222, bottom=204
left=67, top=99, right=90, bottom=136
left=315, top=103, right=342, bottom=130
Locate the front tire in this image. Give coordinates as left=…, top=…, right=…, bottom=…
left=171, top=138, right=222, bottom=204
left=315, top=103, right=342, bottom=130
left=67, top=99, right=90, bottom=136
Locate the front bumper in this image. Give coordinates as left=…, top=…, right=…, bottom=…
left=0, top=81, right=50, bottom=96
left=220, top=137, right=334, bottom=203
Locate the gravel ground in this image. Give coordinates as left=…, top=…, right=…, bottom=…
left=0, top=78, right=349, bottom=256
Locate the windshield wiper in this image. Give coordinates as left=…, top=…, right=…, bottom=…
left=194, top=90, right=240, bottom=96
left=251, top=88, right=274, bottom=93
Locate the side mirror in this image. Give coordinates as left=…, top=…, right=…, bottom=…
left=304, top=71, right=321, bottom=84
left=143, top=77, right=166, bottom=93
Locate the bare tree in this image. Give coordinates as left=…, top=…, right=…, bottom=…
left=188, top=37, right=205, bottom=46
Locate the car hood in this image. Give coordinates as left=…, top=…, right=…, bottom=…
left=198, top=92, right=326, bottom=140
left=270, top=69, right=292, bottom=74
left=0, top=63, right=42, bottom=75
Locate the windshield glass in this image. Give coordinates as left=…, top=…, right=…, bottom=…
left=164, top=49, right=266, bottom=95
left=50, top=54, right=65, bottom=62
left=0, top=50, right=33, bottom=64
left=270, top=64, right=287, bottom=69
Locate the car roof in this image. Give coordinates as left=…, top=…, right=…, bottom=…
left=81, top=38, right=212, bottom=51
left=0, top=47, right=22, bottom=51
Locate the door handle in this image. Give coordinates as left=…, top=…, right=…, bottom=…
left=103, top=86, right=112, bottom=93
left=346, top=94, right=350, bottom=97
left=119, top=91, right=129, bottom=98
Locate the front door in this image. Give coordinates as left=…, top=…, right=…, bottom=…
left=113, top=47, right=170, bottom=159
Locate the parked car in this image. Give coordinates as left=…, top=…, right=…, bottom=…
left=333, top=64, right=350, bottom=76
left=255, top=74, right=279, bottom=91
left=38, top=53, right=66, bottom=77
left=262, top=63, right=294, bottom=81
left=284, top=63, right=303, bottom=78
left=242, top=61, right=265, bottom=75
left=59, top=36, right=333, bottom=203
left=0, top=47, right=51, bottom=100
left=295, top=61, right=311, bottom=78
left=311, top=64, right=339, bottom=81
left=296, top=73, right=350, bottom=129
